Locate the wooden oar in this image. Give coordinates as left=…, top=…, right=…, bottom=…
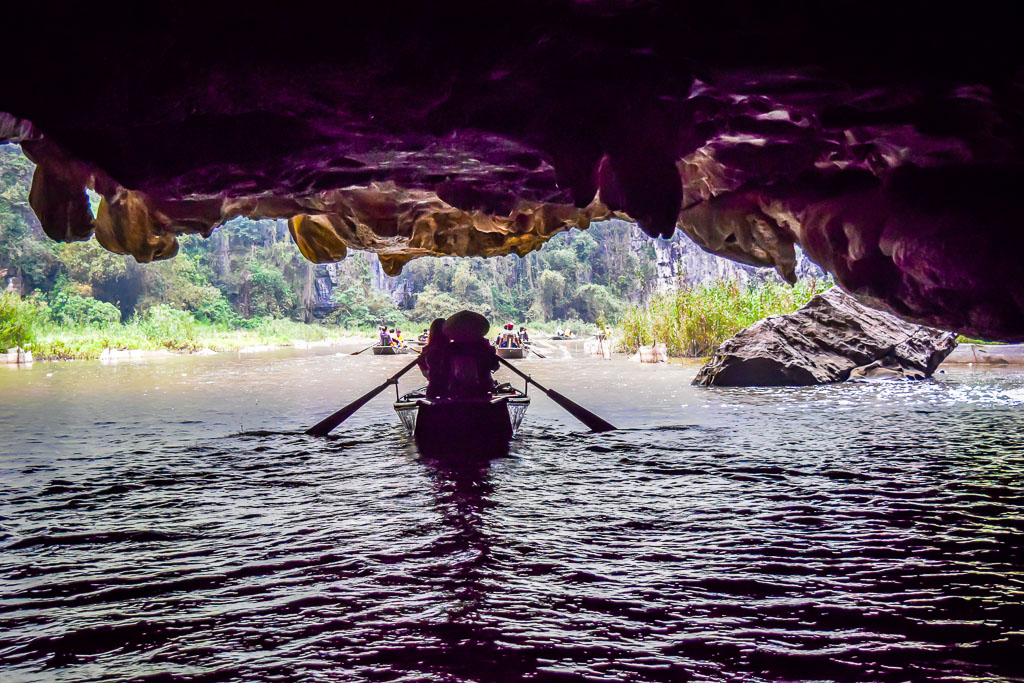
left=350, top=343, right=377, bottom=355
left=527, top=344, right=547, bottom=359
left=496, top=357, right=615, bottom=433
left=306, top=356, right=421, bottom=437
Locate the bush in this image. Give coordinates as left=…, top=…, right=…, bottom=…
left=0, top=292, right=42, bottom=349
left=242, top=261, right=296, bottom=319
left=193, top=296, right=240, bottom=327
left=48, top=289, right=121, bottom=327
left=139, top=304, right=197, bottom=348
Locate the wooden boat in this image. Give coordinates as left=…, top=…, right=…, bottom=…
left=372, top=345, right=411, bottom=355
left=496, top=346, right=527, bottom=359
left=550, top=335, right=573, bottom=341
left=394, top=383, right=530, bottom=453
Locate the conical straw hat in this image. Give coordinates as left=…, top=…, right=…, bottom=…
left=443, top=310, right=490, bottom=342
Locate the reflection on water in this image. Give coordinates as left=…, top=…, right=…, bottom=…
left=1, top=346, right=1023, bottom=681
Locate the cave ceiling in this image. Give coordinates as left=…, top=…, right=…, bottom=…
left=2, top=2, right=1023, bottom=339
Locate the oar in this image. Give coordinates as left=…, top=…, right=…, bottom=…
left=496, top=357, right=615, bottom=433
left=350, top=343, right=376, bottom=355
left=306, top=356, right=421, bottom=437
left=527, top=344, right=547, bottom=359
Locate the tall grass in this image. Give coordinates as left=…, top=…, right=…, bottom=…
left=616, top=279, right=831, bottom=357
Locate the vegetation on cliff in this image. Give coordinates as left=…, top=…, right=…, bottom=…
left=1, top=143, right=830, bottom=359
left=1, top=145, right=652, bottom=336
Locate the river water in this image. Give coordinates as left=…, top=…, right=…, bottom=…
left=1, top=343, right=1022, bottom=682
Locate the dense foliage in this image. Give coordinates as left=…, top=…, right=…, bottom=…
left=0, top=144, right=660, bottom=335
left=617, top=279, right=832, bottom=357
left=1, top=143, right=830, bottom=359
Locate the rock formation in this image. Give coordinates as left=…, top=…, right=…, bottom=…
left=2, top=4, right=1023, bottom=338
left=693, top=288, right=957, bottom=387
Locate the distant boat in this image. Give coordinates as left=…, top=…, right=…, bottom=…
left=394, top=384, right=530, bottom=454
left=372, top=345, right=411, bottom=355
left=496, top=346, right=527, bottom=359
left=550, top=334, right=574, bottom=341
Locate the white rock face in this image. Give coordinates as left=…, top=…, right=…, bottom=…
left=616, top=219, right=824, bottom=292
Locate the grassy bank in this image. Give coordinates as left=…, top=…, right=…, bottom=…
left=1, top=293, right=372, bottom=360
left=615, top=279, right=831, bottom=357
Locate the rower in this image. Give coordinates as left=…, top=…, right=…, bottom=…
left=432, top=310, right=499, bottom=399
left=519, top=326, right=529, bottom=344
left=379, top=326, right=391, bottom=346
left=419, top=318, right=449, bottom=396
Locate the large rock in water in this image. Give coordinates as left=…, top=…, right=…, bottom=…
left=693, top=288, right=958, bottom=387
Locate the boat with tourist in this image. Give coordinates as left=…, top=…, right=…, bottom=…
left=372, top=344, right=411, bottom=355
left=496, top=346, right=527, bottom=359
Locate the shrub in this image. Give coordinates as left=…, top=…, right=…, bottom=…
left=0, top=292, right=42, bottom=349
left=242, top=261, right=296, bottom=319
left=193, top=296, right=240, bottom=327
left=48, top=290, right=121, bottom=327
left=139, top=304, right=197, bottom=348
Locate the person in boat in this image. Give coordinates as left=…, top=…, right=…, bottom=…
left=418, top=329, right=429, bottom=343
left=388, top=329, right=398, bottom=347
left=497, top=323, right=519, bottom=348
left=394, top=329, right=405, bottom=347
left=378, top=325, right=391, bottom=346
left=426, top=310, right=500, bottom=399
left=519, top=326, right=529, bottom=344
left=418, top=317, right=450, bottom=396
left=555, top=327, right=563, bottom=337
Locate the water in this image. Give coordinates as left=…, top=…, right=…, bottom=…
left=1, top=345, right=1023, bottom=682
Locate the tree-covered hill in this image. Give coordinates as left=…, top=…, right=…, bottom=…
left=3, top=143, right=826, bottom=359
left=1, top=144, right=671, bottom=329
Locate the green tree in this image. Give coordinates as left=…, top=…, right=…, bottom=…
left=240, top=260, right=296, bottom=318
left=530, top=269, right=567, bottom=320
left=0, top=145, right=60, bottom=292
left=409, top=286, right=462, bottom=323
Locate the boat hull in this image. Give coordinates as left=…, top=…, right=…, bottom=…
left=496, top=347, right=527, bottom=359
left=372, top=345, right=409, bottom=355
left=415, top=399, right=513, bottom=453
left=394, top=385, right=529, bottom=456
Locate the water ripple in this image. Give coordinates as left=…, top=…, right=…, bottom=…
left=1, top=360, right=1023, bottom=681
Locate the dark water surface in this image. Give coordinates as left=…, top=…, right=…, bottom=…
left=1, top=345, right=1023, bottom=682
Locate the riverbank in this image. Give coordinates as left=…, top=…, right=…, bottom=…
left=943, top=343, right=1024, bottom=365
left=15, top=320, right=375, bottom=361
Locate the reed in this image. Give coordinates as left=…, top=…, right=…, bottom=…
left=615, top=279, right=831, bottom=357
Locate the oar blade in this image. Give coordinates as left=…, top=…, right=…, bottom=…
left=544, top=388, right=616, bottom=432
left=306, top=356, right=422, bottom=437
left=305, top=384, right=387, bottom=436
